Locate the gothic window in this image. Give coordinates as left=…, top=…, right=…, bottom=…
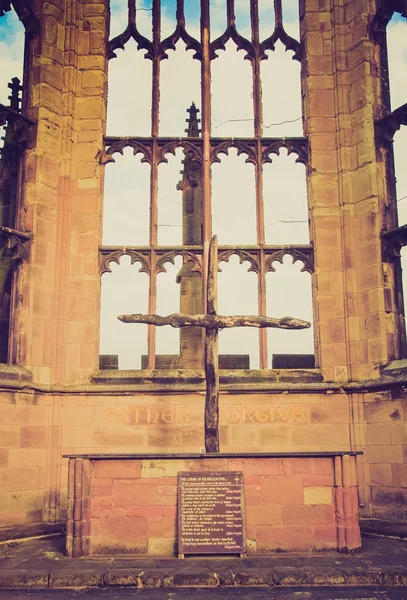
left=386, top=13, right=407, bottom=224
left=372, top=2, right=407, bottom=356
left=100, top=0, right=314, bottom=371
left=0, top=5, right=34, bottom=363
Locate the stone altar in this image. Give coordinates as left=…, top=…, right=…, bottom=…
left=65, top=452, right=362, bottom=557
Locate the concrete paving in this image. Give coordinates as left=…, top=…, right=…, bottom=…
left=0, top=534, right=407, bottom=590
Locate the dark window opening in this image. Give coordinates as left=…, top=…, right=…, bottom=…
left=373, top=6, right=407, bottom=359
left=0, top=8, right=32, bottom=363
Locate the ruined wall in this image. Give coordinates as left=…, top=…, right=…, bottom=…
left=301, top=0, right=407, bottom=521
left=0, top=392, right=50, bottom=527
left=0, top=388, right=353, bottom=527
left=15, top=0, right=108, bottom=385
left=0, top=384, right=405, bottom=529
left=302, top=0, right=398, bottom=383
left=0, top=0, right=406, bottom=533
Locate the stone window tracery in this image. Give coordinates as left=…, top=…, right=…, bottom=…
left=100, top=0, right=314, bottom=371
left=0, top=6, right=34, bottom=363
left=372, top=2, right=407, bottom=357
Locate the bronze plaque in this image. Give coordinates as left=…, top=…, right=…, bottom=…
left=178, top=471, right=245, bottom=555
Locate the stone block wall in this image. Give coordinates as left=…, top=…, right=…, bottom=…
left=58, top=390, right=354, bottom=520
left=0, top=0, right=406, bottom=535
left=58, top=392, right=351, bottom=455
left=365, top=391, right=407, bottom=522
left=0, top=388, right=354, bottom=529
left=0, top=393, right=51, bottom=527
left=302, top=0, right=400, bottom=382
left=15, top=0, right=108, bottom=385
left=66, top=455, right=361, bottom=556
left=0, top=385, right=404, bottom=529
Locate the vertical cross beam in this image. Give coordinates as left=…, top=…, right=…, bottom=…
left=204, top=235, right=219, bottom=452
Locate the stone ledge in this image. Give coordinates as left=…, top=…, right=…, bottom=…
left=0, top=523, right=64, bottom=543
left=0, top=364, right=32, bottom=382
left=91, top=368, right=323, bottom=386
left=62, top=451, right=363, bottom=459
left=381, top=359, right=407, bottom=379
left=2, top=368, right=407, bottom=394
left=360, top=518, right=407, bottom=540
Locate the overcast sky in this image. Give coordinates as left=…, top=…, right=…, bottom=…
left=0, top=4, right=406, bottom=369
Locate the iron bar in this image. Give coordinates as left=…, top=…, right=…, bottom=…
left=149, top=0, right=161, bottom=367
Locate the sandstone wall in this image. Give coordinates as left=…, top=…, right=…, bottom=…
left=0, top=393, right=50, bottom=527
left=15, top=0, right=108, bottom=385
left=0, top=0, right=406, bottom=534
left=66, top=455, right=360, bottom=555
left=0, top=389, right=355, bottom=527
left=365, top=391, right=407, bottom=522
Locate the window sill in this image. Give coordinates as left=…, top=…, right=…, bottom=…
left=380, top=359, right=407, bottom=379
left=91, top=368, right=323, bottom=387
left=0, top=363, right=32, bottom=382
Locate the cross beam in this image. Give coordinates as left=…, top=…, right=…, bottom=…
left=118, top=236, right=311, bottom=453
left=118, top=313, right=310, bottom=330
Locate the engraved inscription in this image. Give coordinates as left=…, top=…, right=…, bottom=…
left=105, top=406, right=191, bottom=425
left=178, top=472, right=245, bottom=555
left=103, top=405, right=309, bottom=425
left=225, top=405, right=308, bottom=423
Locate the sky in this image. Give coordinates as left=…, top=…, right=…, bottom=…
left=0, top=4, right=406, bottom=370
left=0, top=11, right=24, bottom=105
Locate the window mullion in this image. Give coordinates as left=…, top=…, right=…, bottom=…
left=147, top=0, right=161, bottom=368
left=258, top=250, right=268, bottom=368
left=147, top=250, right=157, bottom=369
left=151, top=0, right=160, bottom=138
left=201, top=0, right=211, bottom=312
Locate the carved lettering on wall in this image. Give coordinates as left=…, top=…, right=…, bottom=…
left=103, top=405, right=309, bottom=425
left=225, top=405, right=308, bottom=423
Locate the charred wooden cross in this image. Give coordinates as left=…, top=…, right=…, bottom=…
left=119, top=235, right=310, bottom=453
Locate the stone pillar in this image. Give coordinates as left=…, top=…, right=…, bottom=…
left=180, top=265, right=204, bottom=369
left=179, top=183, right=204, bottom=369
left=15, top=0, right=108, bottom=384
left=66, top=457, right=91, bottom=557
left=302, top=0, right=400, bottom=382
left=334, top=454, right=361, bottom=551
left=178, top=107, right=204, bottom=369
left=302, top=0, right=347, bottom=382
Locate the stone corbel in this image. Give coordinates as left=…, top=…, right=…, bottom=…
left=370, top=0, right=406, bottom=43
left=0, top=226, right=31, bottom=261
left=381, top=223, right=407, bottom=262
left=0, top=0, right=40, bottom=34
left=375, top=103, right=407, bottom=147
left=0, top=104, right=37, bottom=150
left=0, top=0, right=12, bottom=16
